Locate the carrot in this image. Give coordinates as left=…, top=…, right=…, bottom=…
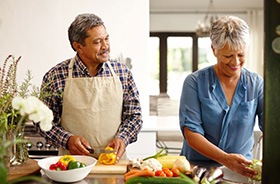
left=124, top=169, right=155, bottom=181
left=124, top=169, right=141, bottom=178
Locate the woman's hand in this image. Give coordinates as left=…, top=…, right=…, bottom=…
left=107, top=138, right=126, bottom=163
left=221, top=153, right=257, bottom=178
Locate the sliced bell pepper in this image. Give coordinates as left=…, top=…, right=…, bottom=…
left=98, top=146, right=117, bottom=165
left=58, top=155, right=76, bottom=167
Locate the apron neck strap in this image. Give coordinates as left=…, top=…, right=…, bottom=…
left=106, top=61, right=117, bottom=77
left=68, top=57, right=75, bottom=79
left=68, top=57, right=117, bottom=78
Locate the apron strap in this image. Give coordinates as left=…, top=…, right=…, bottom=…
left=68, top=57, right=119, bottom=82
left=68, top=58, right=75, bottom=79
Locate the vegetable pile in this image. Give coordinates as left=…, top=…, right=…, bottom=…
left=49, top=155, right=86, bottom=171
left=126, top=148, right=196, bottom=183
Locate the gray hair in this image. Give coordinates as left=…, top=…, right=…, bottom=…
left=68, top=13, right=104, bottom=51
left=210, top=15, right=250, bottom=51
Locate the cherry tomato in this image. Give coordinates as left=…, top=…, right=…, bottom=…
left=155, top=170, right=166, bottom=177
left=171, top=167, right=180, bottom=177
left=162, top=167, right=169, bottom=171
left=163, top=168, right=173, bottom=177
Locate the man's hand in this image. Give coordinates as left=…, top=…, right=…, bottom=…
left=67, top=135, right=91, bottom=155
left=107, top=138, right=126, bottom=163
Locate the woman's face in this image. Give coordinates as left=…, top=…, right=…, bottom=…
left=75, top=25, right=110, bottom=65
left=212, top=44, right=246, bottom=78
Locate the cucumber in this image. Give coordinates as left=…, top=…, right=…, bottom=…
left=126, top=176, right=196, bottom=184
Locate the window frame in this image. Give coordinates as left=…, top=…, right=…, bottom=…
left=150, top=32, right=199, bottom=94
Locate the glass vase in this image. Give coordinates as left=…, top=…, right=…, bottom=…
left=0, top=130, right=15, bottom=172
left=10, top=126, right=29, bottom=166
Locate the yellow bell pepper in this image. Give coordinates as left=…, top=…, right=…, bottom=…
left=58, top=155, right=76, bottom=167
left=98, top=147, right=117, bottom=165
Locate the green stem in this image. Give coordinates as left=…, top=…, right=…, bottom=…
left=143, top=148, right=168, bottom=161
left=13, top=115, right=26, bottom=139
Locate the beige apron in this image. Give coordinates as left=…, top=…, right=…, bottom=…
left=59, top=58, right=123, bottom=158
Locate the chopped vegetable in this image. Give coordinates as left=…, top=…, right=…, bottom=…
left=67, top=160, right=86, bottom=170
left=248, top=159, right=262, bottom=181
left=98, top=146, right=117, bottom=165
left=140, top=158, right=162, bottom=172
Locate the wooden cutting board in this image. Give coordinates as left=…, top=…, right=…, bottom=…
left=90, top=160, right=128, bottom=174
left=8, top=159, right=40, bottom=181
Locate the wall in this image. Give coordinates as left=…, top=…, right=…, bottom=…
left=150, top=12, right=247, bottom=32
left=0, top=0, right=150, bottom=116
left=150, top=11, right=264, bottom=76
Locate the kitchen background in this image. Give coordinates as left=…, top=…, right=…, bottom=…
left=0, top=0, right=266, bottom=163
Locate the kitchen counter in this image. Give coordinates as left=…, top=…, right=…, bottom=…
left=12, top=172, right=126, bottom=184
left=43, top=173, right=125, bottom=184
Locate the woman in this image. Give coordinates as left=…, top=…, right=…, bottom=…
left=179, top=15, right=263, bottom=178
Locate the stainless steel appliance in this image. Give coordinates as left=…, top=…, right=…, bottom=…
left=24, top=122, right=58, bottom=159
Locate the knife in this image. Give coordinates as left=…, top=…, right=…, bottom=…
left=86, top=147, right=115, bottom=155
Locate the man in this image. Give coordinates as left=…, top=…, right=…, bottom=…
left=35, top=13, right=143, bottom=162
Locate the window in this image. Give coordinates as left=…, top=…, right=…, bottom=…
left=149, top=32, right=214, bottom=100
left=167, top=37, right=192, bottom=100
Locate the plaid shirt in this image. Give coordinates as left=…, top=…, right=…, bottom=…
left=35, top=55, right=142, bottom=149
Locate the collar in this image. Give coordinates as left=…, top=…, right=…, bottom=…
left=74, top=55, right=106, bottom=76
left=210, top=67, right=247, bottom=91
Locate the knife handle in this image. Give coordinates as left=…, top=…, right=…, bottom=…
left=86, top=148, right=94, bottom=154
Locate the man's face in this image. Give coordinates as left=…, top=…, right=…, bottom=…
left=76, top=25, right=110, bottom=65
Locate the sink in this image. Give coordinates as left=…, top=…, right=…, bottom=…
left=220, top=166, right=261, bottom=184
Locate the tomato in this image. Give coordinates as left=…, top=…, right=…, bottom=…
left=155, top=170, right=166, bottom=177
left=162, top=167, right=169, bottom=171
left=163, top=168, right=173, bottom=177
left=171, top=167, right=180, bottom=177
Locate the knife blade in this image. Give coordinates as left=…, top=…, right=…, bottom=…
left=86, top=147, right=115, bottom=155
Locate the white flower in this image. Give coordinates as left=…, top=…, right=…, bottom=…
left=12, top=96, right=25, bottom=115
left=12, top=96, right=53, bottom=131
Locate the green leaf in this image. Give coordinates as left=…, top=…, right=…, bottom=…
left=0, top=162, right=8, bottom=184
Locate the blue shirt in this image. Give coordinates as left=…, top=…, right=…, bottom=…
left=179, top=66, right=263, bottom=164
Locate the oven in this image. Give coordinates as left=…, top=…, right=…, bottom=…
left=24, top=122, right=58, bottom=159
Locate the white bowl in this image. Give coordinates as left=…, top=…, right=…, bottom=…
left=38, top=155, right=97, bottom=183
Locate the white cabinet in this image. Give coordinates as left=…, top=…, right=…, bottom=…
left=126, top=131, right=156, bottom=159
